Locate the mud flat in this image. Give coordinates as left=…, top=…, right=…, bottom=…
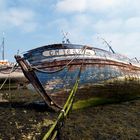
left=0, top=89, right=140, bottom=140
left=61, top=98, right=140, bottom=140
left=0, top=90, right=57, bottom=140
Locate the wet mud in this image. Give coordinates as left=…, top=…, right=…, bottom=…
left=0, top=89, right=140, bottom=140
left=61, top=99, right=140, bottom=140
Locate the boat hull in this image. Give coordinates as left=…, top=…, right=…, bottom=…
left=34, top=60, right=140, bottom=106
left=15, top=43, right=140, bottom=110
left=0, top=66, right=28, bottom=89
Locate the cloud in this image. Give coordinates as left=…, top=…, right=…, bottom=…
left=4, top=8, right=34, bottom=25
left=9, top=0, right=48, bottom=9
left=87, top=0, right=120, bottom=12
left=93, top=16, right=140, bottom=34
left=56, top=0, right=140, bottom=19
left=94, top=19, right=123, bottom=33
left=0, top=0, right=38, bottom=32
left=125, top=17, right=140, bottom=31
left=56, top=0, right=120, bottom=13
left=44, top=14, right=92, bottom=43
left=56, top=0, right=86, bottom=13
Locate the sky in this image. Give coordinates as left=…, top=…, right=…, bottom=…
left=0, top=0, right=140, bottom=61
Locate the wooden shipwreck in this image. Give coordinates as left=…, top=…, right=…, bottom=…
left=15, top=43, right=140, bottom=110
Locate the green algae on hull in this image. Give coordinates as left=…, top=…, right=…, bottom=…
left=73, top=96, right=140, bottom=110
left=72, top=77, right=140, bottom=110
left=73, top=98, right=116, bottom=110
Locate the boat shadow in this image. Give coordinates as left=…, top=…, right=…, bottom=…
left=0, top=101, right=54, bottom=112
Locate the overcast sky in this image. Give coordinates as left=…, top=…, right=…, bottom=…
left=0, top=0, right=140, bottom=61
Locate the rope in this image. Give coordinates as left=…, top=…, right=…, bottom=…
left=33, top=47, right=87, bottom=74
left=42, top=47, right=86, bottom=140
left=42, top=68, right=81, bottom=140
left=0, top=63, right=18, bottom=90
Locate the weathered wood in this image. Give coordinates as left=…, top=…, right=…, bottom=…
left=14, top=43, right=140, bottom=111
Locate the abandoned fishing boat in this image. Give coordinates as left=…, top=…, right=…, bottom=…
left=0, top=62, right=27, bottom=89
left=0, top=35, right=27, bottom=89
left=15, top=42, right=140, bottom=110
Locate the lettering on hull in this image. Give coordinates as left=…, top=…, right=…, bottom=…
left=42, top=49, right=95, bottom=57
